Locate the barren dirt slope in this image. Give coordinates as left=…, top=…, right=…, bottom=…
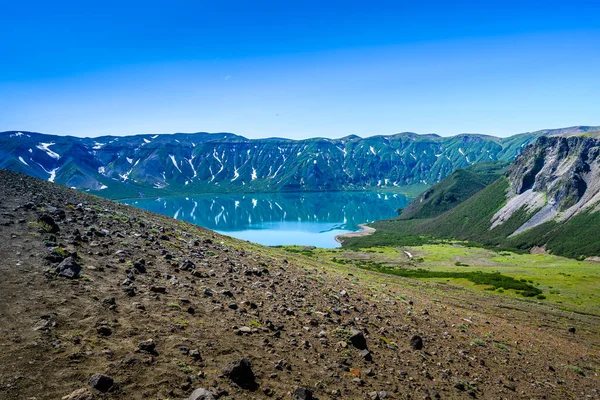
left=0, top=169, right=598, bottom=400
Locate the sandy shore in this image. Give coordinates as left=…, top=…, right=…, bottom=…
left=335, top=223, right=376, bottom=243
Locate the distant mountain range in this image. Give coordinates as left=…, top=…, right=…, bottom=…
left=344, top=133, right=600, bottom=259
left=1, top=126, right=598, bottom=199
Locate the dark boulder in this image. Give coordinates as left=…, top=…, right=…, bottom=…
left=138, top=339, right=158, bottom=355
left=349, top=329, right=368, bottom=350
left=133, top=259, right=146, bottom=273
left=89, top=374, right=115, bottom=392
left=38, top=213, right=60, bottom=233
left=55, top=257, right=81, bottom=279
left=410, top=335, right=423, bottom=350
left=222, top=358, right=257, bottom=390
left=292, top=387, right=315, bottom=400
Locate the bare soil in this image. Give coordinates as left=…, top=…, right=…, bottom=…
left=0, top=170, right=598, bottom=400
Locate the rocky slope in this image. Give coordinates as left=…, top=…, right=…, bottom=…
left=1, top=169, right=599, bottom=399
left=492, top=135, right=600, bottom=235
left=3, top=126, right=597, bottom=199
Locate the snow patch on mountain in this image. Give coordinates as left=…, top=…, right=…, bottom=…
left=48, top=168, right=59, bottom=182
left=173, top=207, right=182, bottom=219
left=169, top=154, right=182, bottom=173
left=187, top=157, right=197, bottom=179
left=36, top=142, right=61, bottom=160
left=231, top=167, right=240, bottom=182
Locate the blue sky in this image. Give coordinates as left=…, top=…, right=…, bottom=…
left=1, top=1, right=599, bottom=139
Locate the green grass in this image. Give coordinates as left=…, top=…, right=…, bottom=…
left=566, top=365, right=586, bottom=376
left=506, top=210, right=600, bottom=259
left=417, top=244, right=600, bottom=313
left=333, top=257, right=542, bottom=297
left=400, top=162, right=507, bottom=220
left=309, top=244, right=600, bottom=315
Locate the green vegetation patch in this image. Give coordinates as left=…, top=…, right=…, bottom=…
left=334, top=257, right=542, bottom=297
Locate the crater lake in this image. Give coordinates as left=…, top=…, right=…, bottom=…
left=122, top=191, right=410, bottom=247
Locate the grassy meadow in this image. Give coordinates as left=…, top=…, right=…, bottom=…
left=280, top=244, right=600, bottom=316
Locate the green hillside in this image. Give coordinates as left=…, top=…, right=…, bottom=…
left=344, top=173, right=600, bottom=260
left=399, top=162, right=508, bottom=219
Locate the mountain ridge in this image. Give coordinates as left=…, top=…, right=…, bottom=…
left=343, top=135, right=600, bottom=259
left=1, top=126, right=598, bottom=199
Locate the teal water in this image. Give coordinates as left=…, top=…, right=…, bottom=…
left=122, top=191, right=410, bottom=248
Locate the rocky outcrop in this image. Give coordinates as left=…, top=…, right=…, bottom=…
left=493, top=136, right=600, bottom=235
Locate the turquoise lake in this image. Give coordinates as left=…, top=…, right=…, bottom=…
left=122, top=191, right=410, bottom=248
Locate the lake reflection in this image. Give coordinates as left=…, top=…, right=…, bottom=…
left=122, top=191, right=409, bottom=247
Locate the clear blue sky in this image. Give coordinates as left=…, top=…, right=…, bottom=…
left=1, top=1, right=599, bottom=139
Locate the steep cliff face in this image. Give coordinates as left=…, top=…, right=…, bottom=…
left=492, top=136, right=600, bottom=235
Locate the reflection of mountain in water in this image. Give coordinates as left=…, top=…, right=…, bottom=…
left=123, top=191, right=410, bottom=232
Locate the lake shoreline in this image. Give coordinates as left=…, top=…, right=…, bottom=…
left=335, top=224, right=376, bottom=244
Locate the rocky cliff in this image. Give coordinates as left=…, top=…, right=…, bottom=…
left=492, top=136, right=600, bottom=235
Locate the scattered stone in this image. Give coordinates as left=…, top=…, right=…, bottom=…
left=349, top=329, right=368, bottom=350
left=133, top=259, right=146, bottom=273
left=55, top=257, right=82, bottom=279
left=188, top=388, right=215, bottom=400
left=360, top=349, right=373, bottom=362
left=102, top=297, right=116, bottom=309
left=238, top=326, right=252, bottom=334
left=138, top=339, right=158, bottom=355
left=89, top=374, right=115, bottom=393
left=352, top=378, right=365, bottom=386
left=61, top=388, right=95, bottom=400
left=221, top=358, right=257, bottom=390
left=292, top=387, right=314, bottom=400
left=368, top=391, right=380, bottom=400
left=181, top=260, right=196, bottom=271
left=96, top=326, right=112, bottom=336
left=410, top=335, right=423, bottom=350
left=150, top=286, right=167, bottom=294
left=189, top=349, right=202, bottom=360
left=38, top=213, right=60, bottom=233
